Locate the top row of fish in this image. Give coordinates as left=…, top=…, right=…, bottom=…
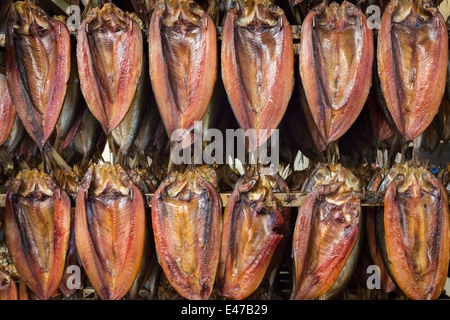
left=1, top=0, right=447, bottom=166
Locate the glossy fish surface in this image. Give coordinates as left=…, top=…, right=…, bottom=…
left=75, top=163, right=146, bottom=300
left=0, top=74, right=16, bottom=147
left=222, top=0, right=294, bottom=148
left=292, top=164, right=362, bottom=300
left=149, top=0, right=217, bottom=146
left=53, top=169, right=86, bottom=298
left=77, top=3, right=143, bottom=134
left=218, top=166, right=289, bottom=300
left=365, top=169, right=396, bottom=293
left=5, top=170, right=71, bottom=300
left=6, top=1, right=71, bottom=149
left=151, top=165, right=222, bottom=300
left=299, top=1, right=373, bottom=146
left=377, top=0, right=448, bottom=141
left=381, top=164, right=450, bottom=300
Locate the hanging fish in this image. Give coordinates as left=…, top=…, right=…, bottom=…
left=217, top=166, right=290, bottom=300
left=299, top=0, right=373, bottom=147
left=75, top=163, right=146, bottom=300
left=365, top=168, right=396, bottom=293
left=53, top=30, right=82, bottom=154
left=1, top=115, right=26, bottom=163
left=432, top=96, right=450, bottom=160
left=291, top=164, right=362, bottom=300
left=5, top=170, right=71, bottom=300
left=368, top=89, right=396, bottom=146
left=377, top=163, right=450, bottom=300
left=110, top=46, right=149, bottom=164
left=127, top=168, right=159, bottom=300
left=6, top=1, right=71, bottom=150
left=288, top=66, right=325, bottom=159
left=77, top=3, right=143, bottom=135
left=0, top=74, right=16, bottom=147
left=221, top=0, right=294, bottom=149
left=149, top=0, right=217, bottom=147
left=0, top=266, right=17, bottom=300
left=377, top=0, right=448, bottom=141
left=53, top=169, right=86, bottom=298
left=151, top=166, right=222, bottom=300
left=371, top=42, right=397, bottom=146
left=62, top=104, right=104, bottom=171
left=131, top=98, right=161, bottom=169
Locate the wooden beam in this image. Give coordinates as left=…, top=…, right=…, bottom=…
left=0, top=191, right=394, bottom=208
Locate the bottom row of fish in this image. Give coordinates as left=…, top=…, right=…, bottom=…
left=0, top=161, right=448, bottom=300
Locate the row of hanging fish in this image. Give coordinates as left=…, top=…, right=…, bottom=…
left=0, top=0, right=449, bottom=301
left=0, top=0, right=448, bottom=165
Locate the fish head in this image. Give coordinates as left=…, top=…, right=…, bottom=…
left=83, top=163, right=131, bottom=198
left=232, top=0, right=279, bottom=26
left=84, top=3, right=130, bottom=33
left=195, top=165, right=219, bottom=189
left=164, top=166, right=219, bottom=197
left=396, top=166, right=437, bottom=195
left=316, top=1, right=360, bottom=30
left=303, top=163, right=361, bottom=192
left=11, top=169, right=55, bottom=199
left=53, top=169, right=80, bottom=197
left=160, top=0, right=203, bottom=26
left=392, top=0, right=435, bottom=23
left=11, top=1, right=51, bottom=35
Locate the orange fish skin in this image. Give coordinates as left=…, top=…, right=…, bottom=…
left=300, top=1, right=373, bottom=146
left=77, top=3, right=143, bottom=134
left=149, top=0, right=217, bottom=146
left=383, top=165, right=450, bottom=300
left=6, top=1, right=71, bottom=149
left=377, top=0, right=448, bottom=141
left=151, top=166, right=222, bottom=300
left=221, top=0, right=294, bottom=149
left=5, top=170, right=71, bottom=300
left=75, top=163, right=146, bottom=300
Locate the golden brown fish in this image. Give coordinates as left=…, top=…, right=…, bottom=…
left=149, top=0, right=217, bottom=146
left=368, top=89, right=396, bottom=146
left=379, top=163, right=450, bottom=300
left=127, top=168, right=159, bottom=300
left=0, top=266, right=17, bottom=300
left=53, top=169, right=86, bottom=298
left=0, top=74, right=16, bottom=147
left=292, top=164, right=362, bottom=300
left=151, top=166, right=222, bottom=300
left=377, top=0, right=447, bottom=141
left=6, top=1, right=71, bottom=149
left=54, top=34, right=82, bottom=154
left=77, top=3, right=143, bottom=134
left=110, top=42, right=149, bottom=164
left=222, top=0, right=294, bottom=149
left=62, top=104, right=104, bottom=171
left=299, top=0, right=373, bottom=146
left=75, top=163, right=146, bottom=300
left=365, top=168, right=396, bottom=293
left=5, top=170, right=71, bottom=300
left=218, top=166, right=290, bottom=300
